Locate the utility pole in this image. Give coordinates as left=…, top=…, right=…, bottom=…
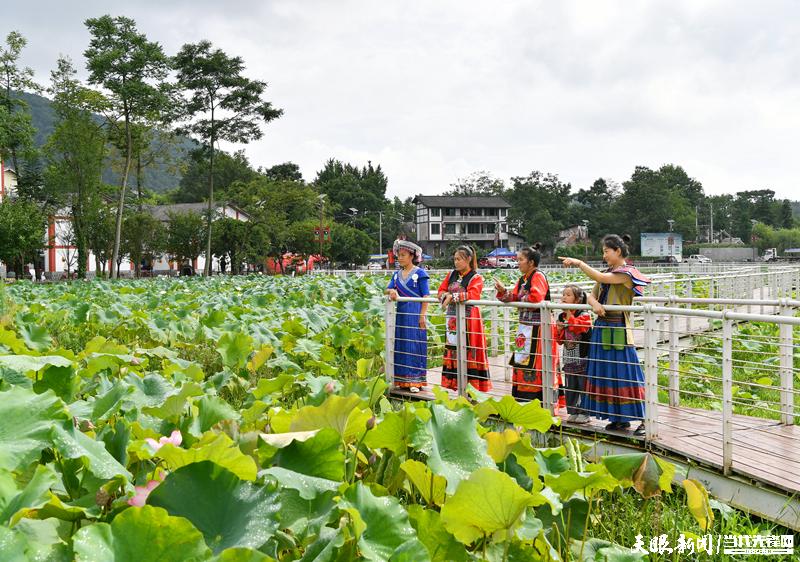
left=318, top=194, right=326, bottom=258
left=709, top=202, right=714, bottom=244
left=378, top=210, right=383, bottom=255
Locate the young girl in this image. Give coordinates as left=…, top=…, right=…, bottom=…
left=386, top=240, right=430, bottom=392
left=495, top=244, right=559, bottom=403
left=438, top=245, right=491, bottom=392
left=560, top=234, right=651, bottom=436
left=556, top=285, right=592, bottom=424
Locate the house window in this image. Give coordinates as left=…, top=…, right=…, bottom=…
left=444, top=208, right=457, bottom=217
left=485, top=208, right=498, bottom=217
left=499, top=208, right=507, bottom=217
left=431, top=223, right=440, bottom=235
left=444, top=223, right=456, bottom=234
left=431, top=208, right=441, bottom=217
left=467, top=223, right=481, bottom=234
left=501, top=223, right=508, bottom=233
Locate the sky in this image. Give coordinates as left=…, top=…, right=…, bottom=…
left=6, top=0, right=800, bottom=199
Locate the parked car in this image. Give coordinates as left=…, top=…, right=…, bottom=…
left=653, top=256, right=680, bottom=265
left=367, top=262, right=383, bottom=271
left=497, top=257, right=518, bottom=269
left=685, top=254, right=712, bottom=264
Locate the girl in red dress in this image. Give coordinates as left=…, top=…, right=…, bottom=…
left=494, top=244, right=560, bottom=402
left=438, top=245, right=491, bottom=392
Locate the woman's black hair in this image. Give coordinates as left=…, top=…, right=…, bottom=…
left=454, top=245, right=478, bottom=271
left=564, top=284, right=587, bottom=305
left=602, top=234, right=631, bottom=258
left=518, top=242, right=542, bottom=266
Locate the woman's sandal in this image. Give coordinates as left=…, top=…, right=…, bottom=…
left=409, top=387, right=420, bottom=393
left=633, top=423, right=645, bottom=436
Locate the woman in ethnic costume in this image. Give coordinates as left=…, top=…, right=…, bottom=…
left=386, top=240, right=430, bottom=393
left=560, top=234, right=651, bottom=436
left=494, top=244, right=560, bottom=402
left=438, top=245, right=491, bottom=392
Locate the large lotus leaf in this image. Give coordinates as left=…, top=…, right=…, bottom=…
left=142, top=382, right=204, bottom=421
left=274, top=487, right=337, bottom=540
left=91, top=383, right=135, bottom=422
left=261, top=466, right=339, bottom=501
left=601, top=453, right=674, bottom=498
left=544, top=465, right=620, bottom=500
left=157, top=433, right=258, bottom=481
left=364, top=405, right=429, bottom=455
left=407, top=505, right=469, bottom=562
left=191, top=396, right=241, bottom=435
left=251, top=375, right=294, bottom=399
left=72, top=505, right=210, bottom=562
left=217, top=332, right=254, bottom=370
left=50, top=424, right=131, bottom=481
left=400, top=460, right=446, bottom=507
left=440, top=468, right=539, bottom=545
left=32, top=365, right=81, bottom=402
left=535, top=446, right=570, bottom=477
left=422, top=404, right=494, bottom=494
left=3, top=518, right=71, bottom=561
left=0, top=355, right=73, bottom=374
left=272, top=428, right=344, bottom=481
left=0, top=387, right=70, bottom=472
left=475, top=395, right=557, bottom=433
left=123, top=374, right=177, bottom=410
left=148, top=461, right=281, bottom=554
left=290, top=394, right=371, bottom=443
left=338, top=483, right=428, bottom=561
left=292, top=338, right=323, bottom=360
left=0, top=464, right=58, bottom=525
left=535, top=497, right=589, bottom=541
left=17, top=323, right=52, bottom=352
left=484, top=429, right=520, bottom=463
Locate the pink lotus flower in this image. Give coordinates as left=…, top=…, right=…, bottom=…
left=145, top=429, right=182, bottom=452
left=127, top=478, right=162, bottom=507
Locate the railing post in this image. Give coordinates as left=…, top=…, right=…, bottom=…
left=384, top=299, right=396, bottom=386
left=722, top=316, right=733, bottom=475
left=491, top=305, right=499, bottom=355
left=668, top=307, right=680, bottom=407
left=748, top=274, right=754, bottom=314
left=779, top=303, right=794, bottom=425
left=760, top=272, right=766, bottom=314
left=503, top=306, right=511, bottom=382
left=685, top=279, right=693, bottom=333
left=643, top=306, right=659, bottom=440
left=455, top=302, right=468, bottom=398
left=540, top=303, right=555, bottom=414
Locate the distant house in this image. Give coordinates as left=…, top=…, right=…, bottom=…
left=413, top=195, right=524, bottom=256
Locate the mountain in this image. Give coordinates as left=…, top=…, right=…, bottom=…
left=18, top=91, right=196, bottom=193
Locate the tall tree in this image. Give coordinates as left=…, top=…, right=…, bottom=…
left=121, top=210, right=165, bottom=276
left=264, top=161, right=303, bottom=183
left=165, top=211, right=205, bottom=267
left=506, top=171, right=572, bottom=250
left=0, top=31, right=40, bottom=176
left=572, top=178, right=621, bottom=245
left=173, top=40, right=283, bottom=276
left=173, top=148, right=259, bottom=203
left=444, top=171, right=506, bottom=196
left=84, top=15, right=172, bottom=278
left=0, top=198, right=46, bottom=275
left=44, top=56, right=108, bottom=279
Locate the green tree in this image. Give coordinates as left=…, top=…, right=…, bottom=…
left=571, top=178, right=621, bottom=247
left=84, top=15, right=172, bottom=278
left=506, top=170, right=572, bottom=250
left=329, top=223, right=373, bottom=266
left=173, top=149, right=259, bottom=203
left=0, top=31, right=40, bottom=176
left=264, top=161, right=303, bottom=183
left=443, top=171, right=506, bottom=196
left=0, top=198, right=46, bottom=275
left=173, top=39, right=283, bottom=276
left=44, top=56, right=109, bottom=279
left=86, top=200, right=117, bottom=275
left=212, top=217, right=269, bottom=274
left=165, top=211, right=205, bottom=266
left=121, top=211, right=165, bottom=277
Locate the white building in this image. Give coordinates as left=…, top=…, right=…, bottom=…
left=413, top=195, right=524, bottom=257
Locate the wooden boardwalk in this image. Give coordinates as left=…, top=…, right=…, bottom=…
left=391, top=356, right=800, bottom=497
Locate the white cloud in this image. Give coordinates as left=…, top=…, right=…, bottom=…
left=9, top=0, right=800, bottom=199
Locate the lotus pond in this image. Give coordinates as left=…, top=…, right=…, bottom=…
left=0, top=276, right=794, bottom=561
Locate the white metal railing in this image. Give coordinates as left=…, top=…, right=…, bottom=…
left=384, top=293, right=800, bottom=476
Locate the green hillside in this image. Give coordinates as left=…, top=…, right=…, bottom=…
left=19, top=91, right=196, bottom=193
